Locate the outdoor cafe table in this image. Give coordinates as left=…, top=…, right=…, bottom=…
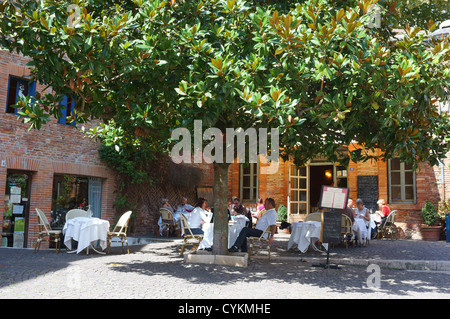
left=287, top=221, right=327, bottom=253
left=63, top=216, right=110, bottom=254
left=353, top=216, right=377, bottom=243
left=198, top=215, right=248, bottom=250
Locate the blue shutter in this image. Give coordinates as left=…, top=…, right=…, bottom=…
left=58, top=96, right=68, bottom=124
left=69, top=97, right=76, bottom=126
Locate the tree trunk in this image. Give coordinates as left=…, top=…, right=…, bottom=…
left=212, top=162, right=230, bottom=255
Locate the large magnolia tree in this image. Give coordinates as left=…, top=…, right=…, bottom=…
left=1, top=0, right=449, bottom=254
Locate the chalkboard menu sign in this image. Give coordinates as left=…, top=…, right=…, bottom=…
left=321, top=211, right=342, bottom=244
left=357, top=175, right=379, bottom=212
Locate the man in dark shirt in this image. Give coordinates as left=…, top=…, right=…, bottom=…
left=232, top=197, right=252, bottom=227
left=343, top=198, right=355, bottom=223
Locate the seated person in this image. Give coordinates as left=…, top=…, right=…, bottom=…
left=353, top=198, right=371, bottom=246
left=251, top=197, right=267, bottom=222
left=176, top=196, right=194, bottom=215
left=256, top=197, right=265, bottom=212
left=377, top=199, right=391, bottom=226
left=342, top=198, right=355, bottom=223
left=229, top=198, right=277, bottom=253
left=232, top=197, right=252, bottom=227
left=158, top=198, right=175, bottom=236
left=187, top=197, right=210, bottom=235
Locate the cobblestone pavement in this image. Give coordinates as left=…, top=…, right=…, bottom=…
left=1, top=235, right=450, bottom=299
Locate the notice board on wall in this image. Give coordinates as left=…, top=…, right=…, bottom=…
left=357, top=175, right=379, bottom=212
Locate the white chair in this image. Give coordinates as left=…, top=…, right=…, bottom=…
left=107, top=211, right=132, bottom=254
left=34, top=208, right=62, bottom=253
left=66, top=209, right=88, bottom=221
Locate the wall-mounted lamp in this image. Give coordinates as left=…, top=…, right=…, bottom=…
left=325, top=170, right=332, bottom=179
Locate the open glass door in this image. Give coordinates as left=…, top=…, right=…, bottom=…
left=288, top=164, right=309, bottom=222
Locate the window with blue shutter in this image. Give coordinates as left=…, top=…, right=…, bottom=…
left=6, top=76, right=36, bottom=114
left=59, top=95, right=76, bottom=126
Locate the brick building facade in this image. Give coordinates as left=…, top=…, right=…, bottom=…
left=1, top=48, right=448, bottom=246
left=226, top=146, right=450, bottom=239
left=0, top=50, right=117, bottom=249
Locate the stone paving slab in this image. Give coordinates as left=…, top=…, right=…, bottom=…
left=2, top=238, right=450, bottom=299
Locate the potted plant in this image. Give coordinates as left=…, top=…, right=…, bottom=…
left=421, top=200, right=442, bottom=241
left=276, top=204, right=290, bottom=233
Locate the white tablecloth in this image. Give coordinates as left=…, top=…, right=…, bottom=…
left=352, top=218, right=368, bottom=243
left=287, top=221, right=322, bottom=253
left=63, top=217, right=110, bottom=254
left=198, top=218, right=247, bottom=250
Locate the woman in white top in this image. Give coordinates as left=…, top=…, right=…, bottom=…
left=353, top=198, right=371, bottom=246
left=187, top=198, right=210, bottom=235
left=354, top=199, right=370, bottom=226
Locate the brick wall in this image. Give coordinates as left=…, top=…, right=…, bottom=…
left=224, top=145, right=450, bottom=239
left=0, top=50, right=117, bottom=249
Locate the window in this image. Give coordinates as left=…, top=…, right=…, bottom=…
left=6, top=76, right=36, bottom=114
left=58, top=95, right=76, bottom=125
left=388, top=158, right=416, bottom=203
left=6, top=75, right=36, bottom=114
left=240, top=163, right=258, bottom=201
left=51, top=175, right=103, bottom=228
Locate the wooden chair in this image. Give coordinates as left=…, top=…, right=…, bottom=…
left=160, top=208, right=180, bottom=237
left=377, top=210, right=398, bottom=240
left=107, top=211, right=132, bottom=254
left=341, top=214, right=353, bottom=248
left=304, top=212, right=322, bottom=222
left=248, top=225, right=275, bottom=260
left=65, top=209, right=88, bottom=221
left=34, top=208, right=62, bottom=253
left=179, top=213, right=203, bottom=256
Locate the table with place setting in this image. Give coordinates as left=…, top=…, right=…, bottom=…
left=63, top=216, right=110, bottom=254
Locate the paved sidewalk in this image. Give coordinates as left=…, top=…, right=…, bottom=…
left=1, top=235, right=450, bottom=299
left=266, top=233, right=450, bottom=271
left=130, top=232, right=450, bottom=270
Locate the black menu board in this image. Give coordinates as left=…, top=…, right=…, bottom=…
left=357, top=175, right=379, bottom=211
left=321, top=211, right=342, bottom=244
